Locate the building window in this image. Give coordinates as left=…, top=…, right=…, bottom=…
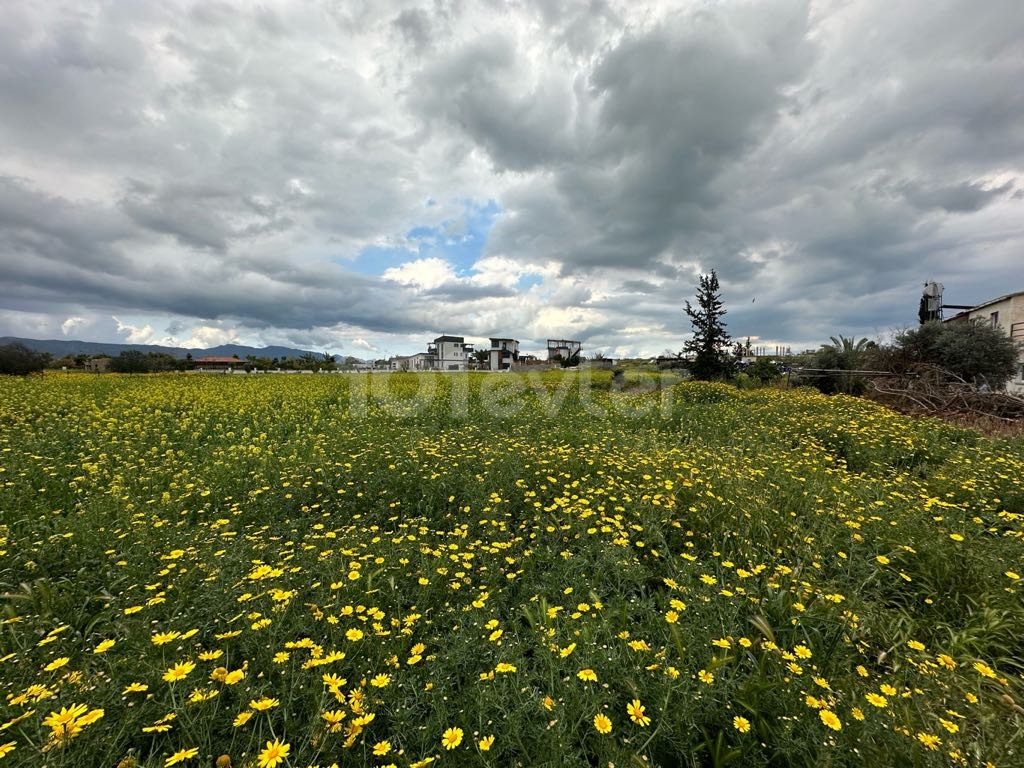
left=1019, top=363, right=1024, bottom=382
left=991, top=311, right=999, bottom=328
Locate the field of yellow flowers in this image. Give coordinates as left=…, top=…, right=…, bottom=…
left=0, top=371, right=1022, bottom=767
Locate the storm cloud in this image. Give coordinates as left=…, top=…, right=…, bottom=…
left=0, top=0, right=1021, bottom=357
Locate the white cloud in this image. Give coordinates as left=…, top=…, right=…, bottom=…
left=177, top=325, right=241, bottom=349
left=112, top=315, right=155, bottom=344
left=351, top=338, right=378, bottom=352
left=382, top=257, right=458, bottom=290
left=0, top=0, right=1021, bottom=358
left=60, top=316, right=85, bottom=336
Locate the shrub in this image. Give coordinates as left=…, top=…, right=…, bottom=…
left=0, top=343, right=48, bottom=375
left=802, top=336, right=871, bottom=395
left=733, top=372, right=756, bottom=390
left=109, top=350, right=152, bottom=374
left=746, top=358, right=782, bottom=385
left=893, top=320, right=1019, bottom=389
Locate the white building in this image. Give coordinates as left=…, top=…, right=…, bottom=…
left=428, top=335, right=472, bottom=371
left=389, top=352, right=435, bottom=371
left=945, top=290, right=1024, bottom=393
left=488, top=338, right=519, bottom=370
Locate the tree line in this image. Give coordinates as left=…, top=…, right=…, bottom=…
left=680, top=269, right=1020, bottom=392
left=0, top=345, right=352, bottom=375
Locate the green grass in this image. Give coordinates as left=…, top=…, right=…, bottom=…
left=0, top=371, right=1021, bottom=767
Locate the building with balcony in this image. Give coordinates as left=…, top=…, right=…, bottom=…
left=488, top=338, right=519, bottom=370
left=547, top=339, right=582, bottom=364
left=428, top=335, right=472, bottom=371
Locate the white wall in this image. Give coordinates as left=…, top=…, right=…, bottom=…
left=964, top=294, right=1024, bottom=393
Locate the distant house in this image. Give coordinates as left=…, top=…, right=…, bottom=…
left=389, top=352, right=435, bottom=371
left=193, top=356, right=240, bottom=370
left=547, top=339, right=582, bottom=363
left=945, top=290, right=1024, bottom=393
left=511, top=354, right=550, bottom=370
left=488, top=338, right=519, bottom=370
left=84, top=357, right=111, bottom=373
left=428, top=335, right=472, bottom=371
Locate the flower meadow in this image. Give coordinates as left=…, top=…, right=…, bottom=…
left=0, top=371, right=1022, bottom=767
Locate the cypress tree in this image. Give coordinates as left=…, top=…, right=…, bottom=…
left=683, top=270, right=732, bottom=380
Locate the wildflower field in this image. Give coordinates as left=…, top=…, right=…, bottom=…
left=1, top=371, right=1023, bottom=768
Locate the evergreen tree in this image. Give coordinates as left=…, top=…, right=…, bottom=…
left=683, top=269, right=732, bottom=380
left=918, top=294, right=930, bottom=325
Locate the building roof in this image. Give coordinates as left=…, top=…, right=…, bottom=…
left=961, top=290, right=1024, bottom=313
left=196, top=356, right=240, bottom=364
left=943, top=290, right=1024, bottom=322
left=490, top=337, right=518, bottom=342
left=433, top=335, right=464, bottom=343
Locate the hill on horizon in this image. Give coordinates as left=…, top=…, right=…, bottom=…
left=0, top=336, right=345, bottom=361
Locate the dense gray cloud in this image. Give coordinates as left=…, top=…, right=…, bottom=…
left=0, top=0, right=1022, bottom=357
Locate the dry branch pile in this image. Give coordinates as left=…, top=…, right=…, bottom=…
left=867, top=365, right=1024, bottom=424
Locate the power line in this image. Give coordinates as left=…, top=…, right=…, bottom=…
left=791, top=367, right=918, bottom=377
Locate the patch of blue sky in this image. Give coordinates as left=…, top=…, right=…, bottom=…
left=350, top=199, right=501, bottom=277
left=517, top=273, right=544, bottom=290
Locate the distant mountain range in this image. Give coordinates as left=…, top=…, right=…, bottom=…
left=0, top=336, right=338, bottom=361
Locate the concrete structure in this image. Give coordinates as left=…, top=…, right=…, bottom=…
left=427, top=335, right=472, bottom=371
left=488, top=338, right=519, bottom=370
left=389, top=352, right=435, bottom=371
left=945, top=290, right=1024, bottom=393
left=511, top=354, right=551, bottom=370
left=84, top=357, right=111, bottom=373
left=547, top=339, right=582, bottom=364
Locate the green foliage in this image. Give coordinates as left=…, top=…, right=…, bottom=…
left=683, top=270, right=733, bottom=380
left=108, top=349, right=187, bottom=374
left=0, top=343, right=48, bottom=375
left=803, top=335, right=871, bottom=395
left=733, top=372, right=755, bottom=390
left=746, top=359, right=781, bottom=385
left=0, top=373, right=1021, bottom=767
left=108, top=350, right=152, bottom=374
left=894, top=320, right=1020, bottom=388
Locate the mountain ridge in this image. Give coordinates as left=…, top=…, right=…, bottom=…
left=0, top=336, right=344, bottom=361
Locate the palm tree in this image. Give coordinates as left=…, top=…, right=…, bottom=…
left=820, top=335, right=871, bottom=394
left=828, top=335, right=869, bottom=357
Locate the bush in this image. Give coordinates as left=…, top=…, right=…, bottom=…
left=802, top=336, right=871, bottom=395
left=893, top=320, right=1019, bottom=388
left=746, top=358, right=782, bottom=385
left=733, top=372, right=755, bottom=389
left=109, top=350, right=152, bottom=374
left=0, top=343, right=48, bottom=375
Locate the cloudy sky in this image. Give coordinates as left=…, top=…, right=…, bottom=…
left=1, top=0, right=1022, bottom=358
